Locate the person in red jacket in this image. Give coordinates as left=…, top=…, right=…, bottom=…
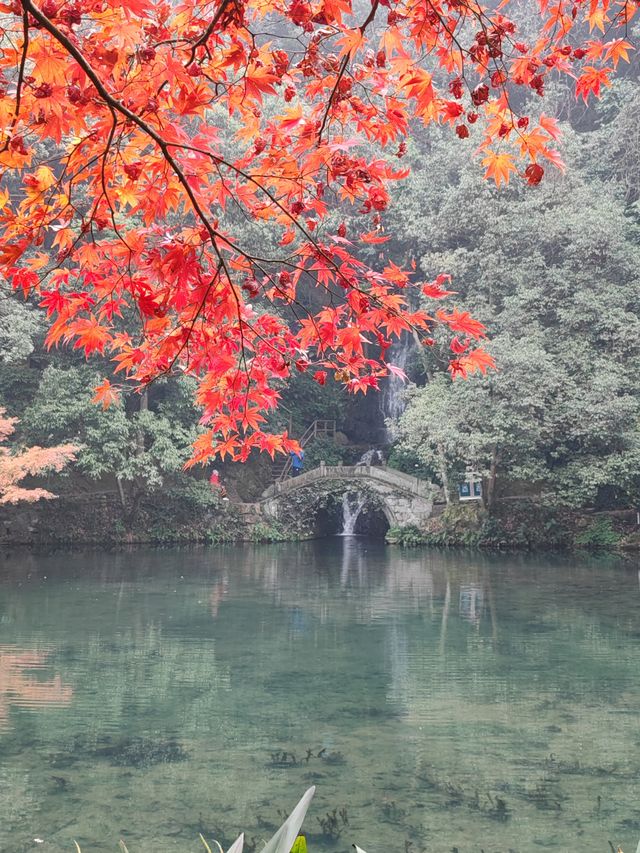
left=209, top=469, right=227, bottom=498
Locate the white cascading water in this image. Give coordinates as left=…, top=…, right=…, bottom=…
left=356, top=448, right=383, bottom=466
left=340, top=492, right=367, bottom=536
left=381, top=334, right=412, bottom=438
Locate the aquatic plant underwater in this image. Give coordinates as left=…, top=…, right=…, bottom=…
left=70, top=788, right=316, bottom=853
left=67, top=786, right=639, bottom=853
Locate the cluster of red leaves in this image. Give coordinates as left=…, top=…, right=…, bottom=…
left=0, top=0, right=633, bottom=460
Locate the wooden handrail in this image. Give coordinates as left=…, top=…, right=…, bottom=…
left=276, top=419, right=336, bottom=482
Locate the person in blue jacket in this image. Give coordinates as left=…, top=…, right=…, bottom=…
left=290, top=449, right=304, bottom=476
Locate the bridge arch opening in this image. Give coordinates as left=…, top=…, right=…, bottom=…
left=304, top=493, right=392, bottom=539
left=352, top=504, right=391, bottom=538
left=314, top=504, right=343, bottom=537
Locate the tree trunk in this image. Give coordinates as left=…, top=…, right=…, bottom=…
left=486, top=444, right=499, bottom=510
left=136, top=387, right=148, bottom=457
left=439, top=453, right=452, bottom=505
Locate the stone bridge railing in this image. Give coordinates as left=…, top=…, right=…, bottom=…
left=261, top=464, right=434, bottom=500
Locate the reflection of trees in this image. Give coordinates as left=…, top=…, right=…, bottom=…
left=1, top=545, right=638, bottom=853
left=0, top=646, right=72, bottom=730
left=3, top=544, right=632, bottom=747
left=231, top=540, right=495, bottom=636
left=75, top=623, right=231, bottom=740
left=459, top=584, right=485, bottom=625
left=209, top=575, right=229, bottom=617
left=0, top=543, right=503, bottom=746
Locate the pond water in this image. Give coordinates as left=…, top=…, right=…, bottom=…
left=0, top=540, right=639, bottom=853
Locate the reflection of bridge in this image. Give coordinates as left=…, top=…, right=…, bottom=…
left=261, top=464, right=438, bottom=528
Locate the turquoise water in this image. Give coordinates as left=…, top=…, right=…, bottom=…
left=0, top=540, right=639, bottom=853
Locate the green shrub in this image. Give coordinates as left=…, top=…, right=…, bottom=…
left=165, top=477, right=222, bottom=511
left=575, top=517, right=620, bottom=550
left=249, top=521, right=289, bottom=542
left=416, top=500, right=578, bottom=551
left=385, top=525, right=425, bottom=547
left=385, top=446, right=436, bottom=481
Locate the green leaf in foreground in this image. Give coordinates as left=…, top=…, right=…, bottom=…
left=291, top=836, right=308, bottom=853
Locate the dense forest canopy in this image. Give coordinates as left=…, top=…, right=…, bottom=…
left=0, top=0, right=635, bottom=463
left=383, top=86, right=640, bottom=509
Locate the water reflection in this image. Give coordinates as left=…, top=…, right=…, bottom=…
left=227, top=540, right=495, bottom=645
left=0, top=541, right=638, bottom=853
left=0, top=646, right=72, bottom=731
left=209, top=575, right=228, bottom=618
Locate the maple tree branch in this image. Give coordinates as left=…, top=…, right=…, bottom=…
left=20, top=0, right=255, bottom=378
left=99, top=112, right=135, bottom=256
left=20, top=0, right=413, bottom=361
left=318, top=0, right=380, bottom=143
left=187, top=0, right=234, bottom=65
left=162, top=266, right=224, bottom=375
left=166, top=138, right=352, bottom=282
left=423, top=1, right=467, bottom=75
left=318, top=54, right=350, bottom=144
left=20, top=0, right=226, bottom=249
left=1, top=10, right=29, bottom=154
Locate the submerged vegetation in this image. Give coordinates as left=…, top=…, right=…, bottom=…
left=87, top=735, right=189, bottom=769
left=67, top=785, right=639, bottom=853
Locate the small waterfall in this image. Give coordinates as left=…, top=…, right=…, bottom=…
left=381, top=334, right=412, bottom=437
left=356, top=448, right=383, bottom=466
left=340, top=492, right=367, bottom=536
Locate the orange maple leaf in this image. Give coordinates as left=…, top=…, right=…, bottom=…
left=336, top=28, right=364, bottom=58
left=481, top=151, right=518, bottom=187
left=69, top=318, right=112, bottom=355
left=92, top=379, right=120, bottom=409
left=437, top=309, right=487, bottom=339
left=604, top=39, right=634, bottom=67
left=459, top=348, right=496, bottom=376
left=576, top=65, right=612, bottom=102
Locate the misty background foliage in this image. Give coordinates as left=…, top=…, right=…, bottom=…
left=1, top=77, right=640, bottom=519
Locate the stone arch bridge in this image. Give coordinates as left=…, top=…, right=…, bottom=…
left=260, top=464, right=438, bottom=528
